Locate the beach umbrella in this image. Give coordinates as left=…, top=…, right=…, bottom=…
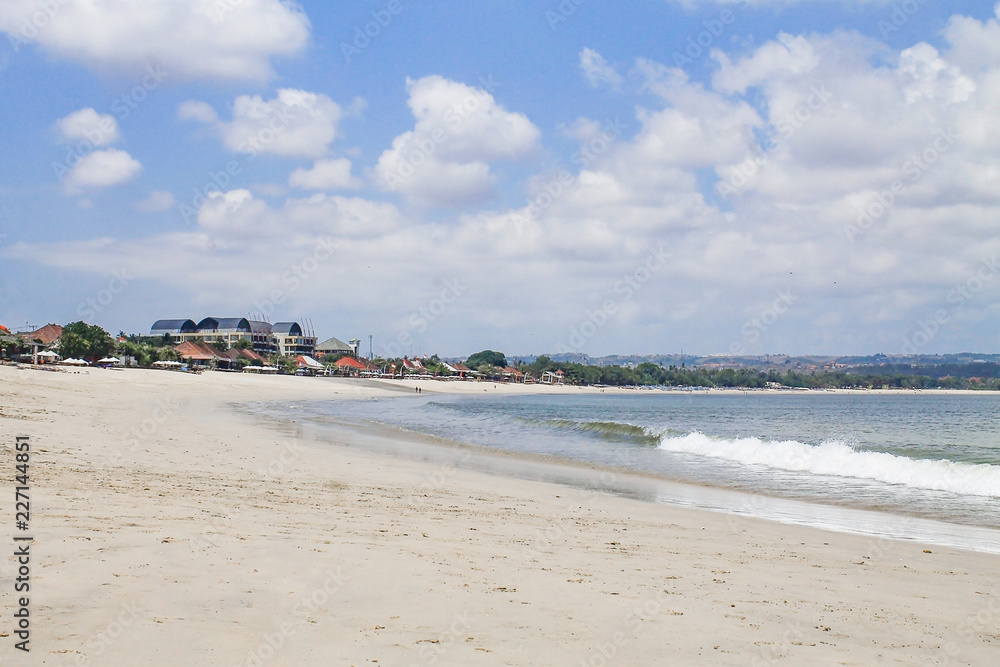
left=98, top=357, right=120, bottom=364
left=37, top=350, right=59, bottom=358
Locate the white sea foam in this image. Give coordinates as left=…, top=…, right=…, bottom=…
left=657, top=431, right=1000, bottom=497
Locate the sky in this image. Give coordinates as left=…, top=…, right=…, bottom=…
left=2, top=0, right=1000, bottom=358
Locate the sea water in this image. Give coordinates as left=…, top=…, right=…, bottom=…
left=259, top=389, right=1000, bottom=551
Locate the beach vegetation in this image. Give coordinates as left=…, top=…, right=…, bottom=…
left=466, top=350, right=507, bottom=369
left=58, top=321, right=115, bottom=361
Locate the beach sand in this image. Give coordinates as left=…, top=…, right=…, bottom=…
left=1, top=364, right=998, bottom=665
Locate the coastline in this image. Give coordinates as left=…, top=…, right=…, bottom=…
left=3, top=365, right=999, bottom=665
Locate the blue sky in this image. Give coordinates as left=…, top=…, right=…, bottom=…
left=2, top=0, right=1000, bottom=358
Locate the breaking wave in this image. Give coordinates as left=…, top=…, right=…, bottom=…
left=542, top=419, right=663, bottom=445
left=657, top=431, right=1000, bottom=497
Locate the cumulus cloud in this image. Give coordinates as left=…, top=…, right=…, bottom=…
left=712, top=33, right=820, bottom=94
left=579, top=48, right=623, bottom=89
left=374, top=75, right=541, bottom=206
left=183, top=89, right=344, bottom=159
left=177, top=100, right=219, bottom=124
left=0, top=0, right=310, bottom=82
left=136, top=191, right=177, bottom=212
left=945, top=3, right=1000, bottom=72
left=55, top=108, right=120, bottom=146
left=63, top=149, right=142, bottom=193
left=13, top=11, right=1000, bottom=356
left=289, top=158, right=362, bottom=190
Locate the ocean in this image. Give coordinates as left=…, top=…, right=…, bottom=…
left=258, top=388, right=1000, bottom=553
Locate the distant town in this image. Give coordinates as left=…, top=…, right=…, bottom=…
left=4, top=318, right=1000, bottom=390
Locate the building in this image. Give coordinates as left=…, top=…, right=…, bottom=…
left=333, top=356, right=373, bottom=376
left=174, top=340, right=269, bottom=369
left=149, top=317, right=316, bottom=356
left=315, top=335, right=355, bottom=358
left=17, top=323, right=63, bottom=348
left=271, top=322, right=316, bottom=356
left=540, top=370, right=565, bottom=385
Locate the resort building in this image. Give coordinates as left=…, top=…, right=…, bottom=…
left=174, top=340, right=270, bottom=369
left=149, top=317, right=317, bottom=357
left=271, top=322, right=316, bottom=356
left=17, top=323, right=63, bottom=348
left=314, top=335, right=358, bottom=358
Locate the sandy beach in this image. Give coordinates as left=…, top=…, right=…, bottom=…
left=2, top=364, right=998, bottom=665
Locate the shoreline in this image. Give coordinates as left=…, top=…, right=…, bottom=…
left=4, top=365, right=999, bottom=664
left=365, top=375, right=1000, bottom=396
left=11, top=361, right=1000, bottom=396
left=260, top=397, right=1000, bottom=555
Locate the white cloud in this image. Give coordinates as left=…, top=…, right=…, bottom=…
left=712, top=33, right=819, bottom=94
left=374, top=75, right=541, bottom=206
left=289, top=159, right=362, bottom=190
left=945, top=3, right=1000, bottom=72
left=192, top=189, right=402, bottom=240
left=136, top=191, right=176, bottom=212
left=55, top=108, right=120, bottom=146
left=197, top=189, right=273, bottom=233
left=0, top=0, right=309, bottom=82
left=13, top=13, right=1000, bottom=356
left=898, top=43, right=975, bottom=105
left=185, top=89, right=344, bottom=159
left=579, top=48, right=623, bottom=89
left=177, top=100, right=218, bottom=124
left=63, top=149, right=142, bottom=193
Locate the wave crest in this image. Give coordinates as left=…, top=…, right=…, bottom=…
left=657, top=432, right=1000, bottom=497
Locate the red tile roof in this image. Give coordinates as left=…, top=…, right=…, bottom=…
left=175, top=340, right=219, bottom=361
left=18, top=323, right=63, bottom=346
left=220, top=348, right=267, bottom=363
left=334, top=356, right=369, bottom=370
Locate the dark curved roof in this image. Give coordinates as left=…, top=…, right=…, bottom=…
left=197, top=317, right=251, bottom=333
left=272, top=321, right=303, bottom=336
left=151, top=319, right=197, bottom=335
left=246, top=320, right=273, bottom=334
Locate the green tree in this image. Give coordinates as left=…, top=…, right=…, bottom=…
left=466, top=350, right=507, bottom=369
left=59, top=321, right=115, bottom=361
